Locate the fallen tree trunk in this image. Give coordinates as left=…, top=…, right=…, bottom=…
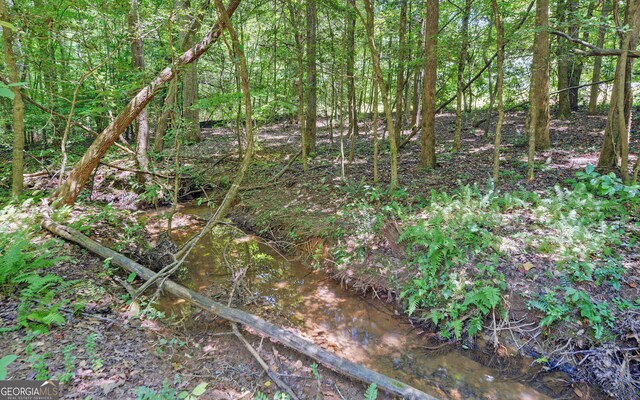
left=43, top=219, right=436, bottom=400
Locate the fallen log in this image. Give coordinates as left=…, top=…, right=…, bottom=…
left=43, top=219, right=437, bottom=400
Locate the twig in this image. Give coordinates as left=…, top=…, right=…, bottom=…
left=232, top=323, right=299, bottom=400
left=112, top=275, right=138, bottom=299
left=99, top=161, right=173, bottom=179
left=334, top=383, right=346, bottom=400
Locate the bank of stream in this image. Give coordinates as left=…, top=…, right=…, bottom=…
left=150, top=204, right=578, bottom=399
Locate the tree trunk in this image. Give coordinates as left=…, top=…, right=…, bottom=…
left=129, top=0, right=150, bottom=184
left=567, top=0, right=593, bottom=110
left=453, top=0, right=471, bottom=151
left=373, top=82, right=379, bottom=183
left=556, top=0, right=571, bottom=119
left=51, top=0, right=242, bottom=207
left=528, top=0, right=551, bottom=179
left=361, top=0, right=398, bottom=188
left=589, top=0, right=610, bottom=115
left=304, top=0, right=317, bottom=155
left=285, top=0, right=307, bottom=170
left=347, top=0, right=357, bottom=163
left=1, top=0, right=24, bottom=196
left=527, top=0, right=551, bottom=155
left=154, top=0, right=209, bottom=151
left=421, top=0, right=438, bottom=169
left=394, top=0, right=408, bottom=136
left=491, top=0, right=504, bottom=184
left=180, top=0, right=202, bottom=143
left=597, top=0, right=640, bottom=178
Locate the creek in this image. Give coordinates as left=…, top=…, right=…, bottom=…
left=154, top=205, right=565, bottom=399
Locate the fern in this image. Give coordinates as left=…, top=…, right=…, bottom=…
left=364, top=383, right=378, bottom=400
left=0, top=230, right=67, bottom=332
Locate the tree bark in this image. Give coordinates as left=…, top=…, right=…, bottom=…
left=567, top=0, right=593, bottom=110
left=556, top=0, right=571, bottom=119
left=154, top=0, right=210, bottom=151
left=304, top=0, right=317, bottom=154
left=347, top=0, right=357, bottom=163
left=129, top=0, right=150, bottom=183
left=528, top=0, right=551, bottom=179
left=453, top=0, right=471, bottom=151
left=360, top=0, right=398, bottom=188
left=491, top=0, right=504, bottom=184
left=50, top=0, right=242, bottom=207
left=589, top=0, right=610, bottom=114
left=597, top=0, right=640, bottom=179
left=394, top=0, right=408, bottom=136
left=285, top=0, right=307, bottom=170
left=180, top=0, right=202, bottom=143
left=1, top=0, right=24, bottom=196
left=410, top=17, right=425, bottom=128
left=421, top=0, right=438, bottom=169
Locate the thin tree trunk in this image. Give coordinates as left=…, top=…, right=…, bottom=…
left=453, top=0, right=471, bottom=151
left=394, top=0, right=408, bottom=136
left=154, top=0, right=210, bottom=151
left=421, top=0, right=438, bottom=169
left=491, top=0, right=504, bottom=184
left=180, top=0, right=202, bottom=142
left=373, top=82, right=379, bottom=183
left=304, top=0, right=317, bottom=154
left=347, top=0, right=357, bottom=163
left=51, top=0, right=242, bottom=207
left=360, top=0, right=398, bottom=188
left=1, top=0, right=24, bottom=196
left=556, top=0, right=571, bottom=119
left=130, top=0, right=150, bottom=183
left=567, top=0, right=593, bottom=110
left=410, top=20, right=425, bottom=129
left=589, top=0, right=610, bottom=115
left=285, top=0, right=307, bottom=170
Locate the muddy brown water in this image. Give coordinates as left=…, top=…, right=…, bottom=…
left=154, top=205, right=563, bottom=400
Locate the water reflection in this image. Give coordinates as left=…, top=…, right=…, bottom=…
left=155, top=207, right=553, bottom=399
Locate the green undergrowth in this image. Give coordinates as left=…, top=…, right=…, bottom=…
left=330, top=166, right=639, bottom=341
left=0, top=200, right=70, bottom=334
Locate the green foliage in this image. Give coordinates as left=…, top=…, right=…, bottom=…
left=399, top=185, right=504, bottom=338
left=0, top=226, right=67, bottom=333
left=529, top=287, right=615, bottom=341
left=59, top=344, right=77, bottom=384
left=364, top=383, right=378, bottom=400
left=574, top=164, right=640, bottom=202
left=86, top=333, right=103, bottom=372
left=178, top=382, right=208, bottom=400
left=255, top=392, right=290, bottom=400
left=28, top=352, right=50, bottom=380
left=0, top=355, right=17, bottom=380
left=135, top=376, right=182, bottom=400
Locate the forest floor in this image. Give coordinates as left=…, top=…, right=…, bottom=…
left=1, top=110, right=638, bottom=399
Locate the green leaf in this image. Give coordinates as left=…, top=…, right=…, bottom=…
left=126, top=272, right=136, bottom=283
left=191, top=382, right=207, bottom=396
left=0, top=86, right=14, bottom=100
left=0, top=354, right=17, bottom=380
left=364, top=383, right=378, bottom=400
left=0, top=20, right=17, bottom=31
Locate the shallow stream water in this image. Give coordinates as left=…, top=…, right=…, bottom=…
left=155, top=205, right=563, bottom=399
